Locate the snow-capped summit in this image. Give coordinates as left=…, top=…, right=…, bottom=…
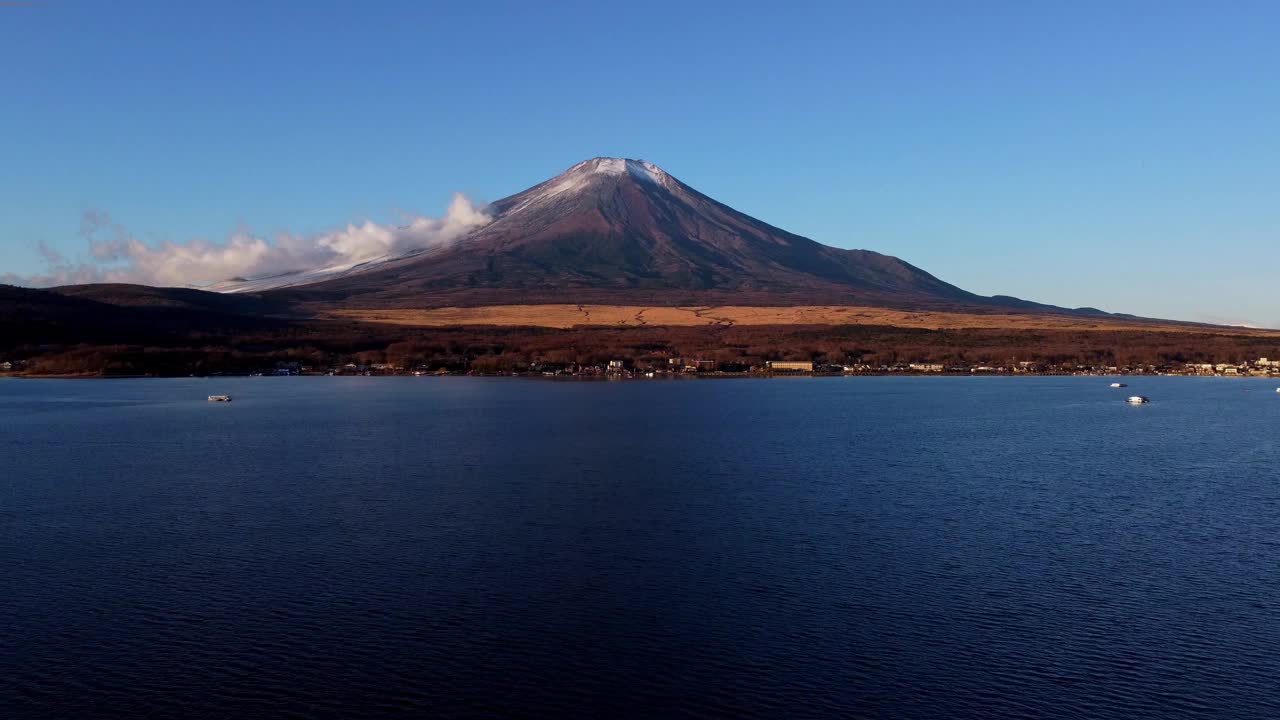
left=571, top=157, right=668, bottom=185
left=502, top=157, right=673, bottom=214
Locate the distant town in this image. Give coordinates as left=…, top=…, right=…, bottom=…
left=297, top=356, right=1280, bottom=378
left=11, top=356, right=1277, bottom=379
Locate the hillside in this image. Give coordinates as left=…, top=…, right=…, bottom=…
left=0, top=284, right=283, bottom=352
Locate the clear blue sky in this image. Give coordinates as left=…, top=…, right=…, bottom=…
left=2, top=1, right=1277, bottom=325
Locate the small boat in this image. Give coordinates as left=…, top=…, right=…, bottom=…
left=1126, top=396, right=1149, bottom=404
left=207, top=395, right=232, bottom=402
left=1110, top=382, right=1127, bottom=388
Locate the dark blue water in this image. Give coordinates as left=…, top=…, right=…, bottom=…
left=2, top=376, right=1279, bottom=719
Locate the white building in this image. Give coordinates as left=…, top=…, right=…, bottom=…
left=768, top=361, right=814, bottom=372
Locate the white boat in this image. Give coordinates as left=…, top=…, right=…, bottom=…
left=1126, top=396, right=1149, bottom=404
left=207, top=394, right=232, bottom=402
left=1110, top=382, right=1127, bottom=388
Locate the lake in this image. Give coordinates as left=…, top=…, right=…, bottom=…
left=2, top=376, right=1279, bottom=719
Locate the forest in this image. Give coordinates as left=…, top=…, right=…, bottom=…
left=6, top=320, right=1280, bottom=376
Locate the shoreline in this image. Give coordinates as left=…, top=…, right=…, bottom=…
left=5, top=372, right=1278, bottom=381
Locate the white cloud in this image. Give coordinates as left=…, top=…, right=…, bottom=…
left=3, top=194, right=491, bottom=289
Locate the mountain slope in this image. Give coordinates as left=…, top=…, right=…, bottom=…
left=52, top=283, right=283, bottom=314
left=272, top=158, right=1074, bottom=312
left=0, top=284, right=284, bottom=351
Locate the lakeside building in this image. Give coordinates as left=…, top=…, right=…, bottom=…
left=666, top=358, right=716, bottom=372
left=22, top=349, right=1276, bottom=379
left=767, top=361, right=814, bottom=373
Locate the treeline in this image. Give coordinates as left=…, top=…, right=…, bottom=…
left=5, top=320, right=1280, bottom=376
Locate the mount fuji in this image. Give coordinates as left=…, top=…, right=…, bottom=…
left=233, top=157, right=1091, bottom=314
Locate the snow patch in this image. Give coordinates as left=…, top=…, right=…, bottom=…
left=625, top=159, right=666, bottom=185
left=591, top=158, right=628, bottom=176
left=203, top=254, right=394, bottom=293
left=202, top=244, right=448, bottom=293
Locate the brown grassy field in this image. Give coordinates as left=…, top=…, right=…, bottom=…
left=325, top=305, right=1279, bottom=336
